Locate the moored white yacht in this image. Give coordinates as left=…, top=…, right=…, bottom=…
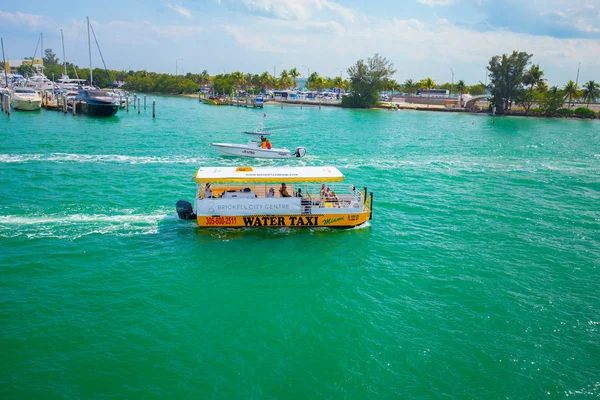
left=11, top=87, right=42, bottom=110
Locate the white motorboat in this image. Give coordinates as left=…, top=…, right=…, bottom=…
left=11, top=87, right=42, bottom=110
left=212, top=122, right=306, bottom=159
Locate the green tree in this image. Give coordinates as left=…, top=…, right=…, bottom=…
left=543, top=86, right=564, bottom=116
left=419, top=77, right=436, bottom=107
left=581, top=80, right=600, bottom=107
left=199, top=69, right=210, bottom=88
left=523, top=64, right=545, bottom=91
left=43, top=48, right=60, bottom=65
left=288, top=67, right=300, bottom=89
left=403, top=79, right=418, bottom=95
left=305, top=72, right=319, bottom=91
left=259, top=71, right=274, bottom=91
left=420, top=77, right=435, bottom=91
left=17, top=64, right=35, bottom=77
left=519, top=64, right=546, bottom=114
left=563, top=80, right=580, bottom=108
left=487, top=50, right=533, bottom=113
left=343, top=53, right=396, bottom=108
left=332, top=76, right=345, bottom=91
left=279, top=69, right=293, bottom=89
left=468, top=83, right=487, bottom=96
left=455, top=80, right=467, bottom=95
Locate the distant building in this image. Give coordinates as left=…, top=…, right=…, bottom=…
left=2, top=58, right=43, bottom=73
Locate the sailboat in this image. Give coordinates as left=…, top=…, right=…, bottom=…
left=74, top=17, right=119, bottom=117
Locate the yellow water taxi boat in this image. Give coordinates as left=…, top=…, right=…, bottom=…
left=176, top=166, right=373, bottom=228
left=201, top=96, right=228, bottom=105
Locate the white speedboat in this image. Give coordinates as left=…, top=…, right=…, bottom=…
left=212, top=141, right=306, bottom=158
left=212, top=122, right=306, bottom=159
left=11, top=87, right=42, bottom=111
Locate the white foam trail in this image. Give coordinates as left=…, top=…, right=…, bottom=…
left=0, top=153, right=212, bottom=165
left=0, top=209, right=175, bottom=239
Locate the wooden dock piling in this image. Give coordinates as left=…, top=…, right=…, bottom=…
left=126, top=96, right=129, bottom=112
left=152, top=100, right=156, bottom=118
left=1, top=94, right=4, bottom=112
left=133, top=94, right=137, bottom=109
left=137, top=98, right=140, bottom=114
left=144, top=95, right=146, bottom=110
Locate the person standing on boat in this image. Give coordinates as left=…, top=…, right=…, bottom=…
left=261, top=136, right=267, bottom=149
left=266, top=138, right=272, bottom=149
left=279, top=183, right=291, bottom=197
left=267, top=188, right=275, bottom=198
left=204, top=183, right=213, bottom=198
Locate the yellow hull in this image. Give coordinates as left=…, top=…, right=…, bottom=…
left=201, top=98, right=227, bottom=105
left=197, top=212, right=371, bottom=228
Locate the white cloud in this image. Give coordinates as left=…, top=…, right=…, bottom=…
left=237, top=0, right=358, bottom=22
left=166, top=2, right=192, bottom=19
left=0, top=11, right=49, bottom=28
left=221, top=13, right=600, bottom=84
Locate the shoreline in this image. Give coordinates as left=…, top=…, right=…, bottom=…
left=172, top=93, right=598, bottom=120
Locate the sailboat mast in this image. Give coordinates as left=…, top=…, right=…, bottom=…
left=41, top=32, right=44, bottom=75
left=61, top=29, right=67, bottom=76
left=1, top=38, right=8, bottom=87
left=87, top=16, right=92, bottom=86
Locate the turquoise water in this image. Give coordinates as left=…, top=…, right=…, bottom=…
left=1, top=97, right=599, bottom=398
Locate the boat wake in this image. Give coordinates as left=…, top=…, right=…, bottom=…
left=0, top=209, right=176, bottom=239
left=0, top=153, right=213, bottom=165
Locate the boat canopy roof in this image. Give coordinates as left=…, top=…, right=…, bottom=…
left=243, top=131, right=271, bottom=136
left=194, top=166, right=344, bottom=183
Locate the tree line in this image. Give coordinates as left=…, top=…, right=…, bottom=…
left=487, top=51, right=599, bottom=117
left=14, top=48, right=599, bottom=115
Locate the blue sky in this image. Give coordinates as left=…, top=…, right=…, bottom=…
left=1, top=0, right=599, bottom=85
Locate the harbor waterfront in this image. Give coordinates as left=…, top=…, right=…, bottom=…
left=1, top=96, right=599, bottom=398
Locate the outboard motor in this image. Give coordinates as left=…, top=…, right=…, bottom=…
left=294, top=147, right=307, bottom=158
left=176, top=200, right=197, bottom=220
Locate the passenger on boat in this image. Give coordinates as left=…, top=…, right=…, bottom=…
left=279, top=183, right=291, bottom=198
left=325, top=187, right=333, bottom=199
left=204, top=183, right=213, bottom=198
left=266, top=139, right=272, bottom=149
left=320, top=184, right=327, bottom=197
left=267, top=188, right=275, bottom=198
left=296, top=188, right=302, bottom=197
left=261, top=137, right=267, bottom=149
left=331, top=190, right=341, bottom=207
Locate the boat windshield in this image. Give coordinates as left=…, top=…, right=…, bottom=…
left=14, top=88, right=36, bottom=93
left=87, top=90, right=109, bottom=96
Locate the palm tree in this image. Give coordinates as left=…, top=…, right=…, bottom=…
left=199, top=69, right=210, bottom=89
left=306, top=72, right=319, bottom=91
left=419, top=77, right=435, bottom=93
left=581, top=80, right=600, bottom=107
left=288, top=67, right=300, bottom=89
left=455, top=80, right=466, bottom=95
left=523, top=64, right=545, bottom=91
left=420, top=77, right=435, bottom=107
left=314, top=75, right=326, bottom=92
left=563, top=80, right=580, bottom=108
left=455, top=80, right=467, bottom=107
left=259, top=71, right=274, bottom=91
left=332, top=76, right=344, bottom=91
left=403, top=79, right=418, bottom=95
